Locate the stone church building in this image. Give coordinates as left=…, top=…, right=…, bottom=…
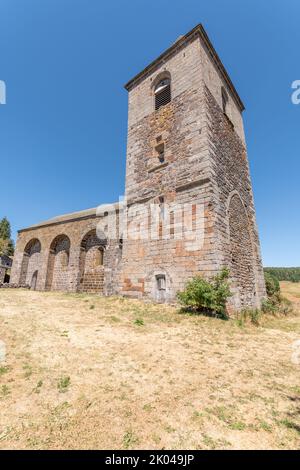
left=11, top=24, right=266, bottom=310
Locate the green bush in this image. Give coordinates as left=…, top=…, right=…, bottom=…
left=261, top=297, right=277, bottom=314
left=262, top=272, right=293, bottom=316
left=177, top=268, right=232, bottom=318
left=262, top=296, right=293, bottom=316
left=262, top=272, right=281, bottom=314
left=264, top=272, right=280, bottom=298
left=278, top=297, right=293, bottom=316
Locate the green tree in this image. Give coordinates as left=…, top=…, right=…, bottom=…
left=0, top=217, right=14, bottom=256
left=264, top=267, right=300, bottom=283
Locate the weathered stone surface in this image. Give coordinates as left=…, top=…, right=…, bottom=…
left=0, top=255, right=12, bottom=284
left=11, top=212, right=122, bottom=295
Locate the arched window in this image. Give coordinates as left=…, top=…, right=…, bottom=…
left=19, top=238, right=41, bottom=286
left=154, top=78, right=171, bottom=110
left=78, top=229, right=107, bottom=293
left=95, top=247, right=104, bottom=266
left=45, top=234, right=71, bottom=291
left=61, top=250, right=69, bottom=268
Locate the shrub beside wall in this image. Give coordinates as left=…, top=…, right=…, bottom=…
left=177, top=268, right=232, bottom=318
left=262, top=272, right=293, bottom=316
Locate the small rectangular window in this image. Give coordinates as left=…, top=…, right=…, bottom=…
left=158, top=196, right=165, bottom=219
left=156, top=274, right=166, bottom=291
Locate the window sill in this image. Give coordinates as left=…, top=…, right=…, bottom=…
left=148, top=162, right=169, bottom=174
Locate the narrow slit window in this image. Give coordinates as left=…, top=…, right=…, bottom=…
left=159, top=196, right=165, bottom=219
left=155, top=143, right=165, bottom=164
left=96, top=247, right=104, bottom=266
left=156, top=274, right=166, bottom=291
left=154, top=78, right=171, bottom=110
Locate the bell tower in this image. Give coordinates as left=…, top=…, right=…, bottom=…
left=121, top=24, right=266, bottom=310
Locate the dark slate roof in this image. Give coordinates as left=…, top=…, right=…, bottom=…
left=18, top=202, right=119, bottom=233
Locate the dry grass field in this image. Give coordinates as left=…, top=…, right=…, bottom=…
left=0, top=283, right=299, bottom=450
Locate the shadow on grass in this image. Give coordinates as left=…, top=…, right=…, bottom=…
left=284, top=396, right=300, bottom=435
left=178, top=306, right=229, bottom=321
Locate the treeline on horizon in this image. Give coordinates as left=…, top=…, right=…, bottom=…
left=264, top=267, right=300, bottom=283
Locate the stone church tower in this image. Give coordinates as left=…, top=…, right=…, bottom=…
left=10, top=24, right=266, bottom=311
left=121, top=24, right=266, bottom=310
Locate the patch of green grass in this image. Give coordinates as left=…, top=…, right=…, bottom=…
left=143, top=403, right=153, bottom=412
left=236, top=308, right=261, bottom=327
left=90, top=305, right=95, bottom=310
left=0, top=366, right=10, bottom=376
left=202, top=433, right=231, bottom=449
left=202, top=433, right=217, bottom=449
left=33, top=380, right=43, bottom=394
left=57, top=376, right=71, bottom=393
left=228, top=421, right=246, bottom=431
left=205, top=406, right=227, bottom=422
left=0, top=427, right=12, bottom=442
left=164, top=424, right=176, bottom=433
left=235, top=318, right=245, bottom=328
left=23, top=363, right=33, bottom=379
left=259, top=420, right=272, bottom=432
left=123, top=430, right=139, bottom=449
left=192, top=410, right=205, bottom=421
left=134, top=318, right=144, bottom=326
left=279, top=419, right=300, bottom=433
left=1, top=384, right=10, bottom=397
left=152, top=434, right=161, bottom=444
left=51, top=401, right=70, bottom=417
left=206, top=406, right=246, bottom=431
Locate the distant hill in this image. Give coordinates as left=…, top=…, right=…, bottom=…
left=264, top=267, right=300, bottom=282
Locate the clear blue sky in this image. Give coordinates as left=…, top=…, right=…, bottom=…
left=0, top=0, right=299, bottom=267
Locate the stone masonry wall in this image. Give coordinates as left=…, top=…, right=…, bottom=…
left=122, top=33, right=265, bottom=308
left=0, top=267, right=6, bottom=283
left=19, top=239, right=41, bottom=287
left=47, top=236, right=70, bottom=291
left=122, top=37, right=222, bottom=302
left=205, top=85, right=266, bottom=309
left=78, top=230, right=105, bottom=293
left=11, top=213, right=122, bottom=295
